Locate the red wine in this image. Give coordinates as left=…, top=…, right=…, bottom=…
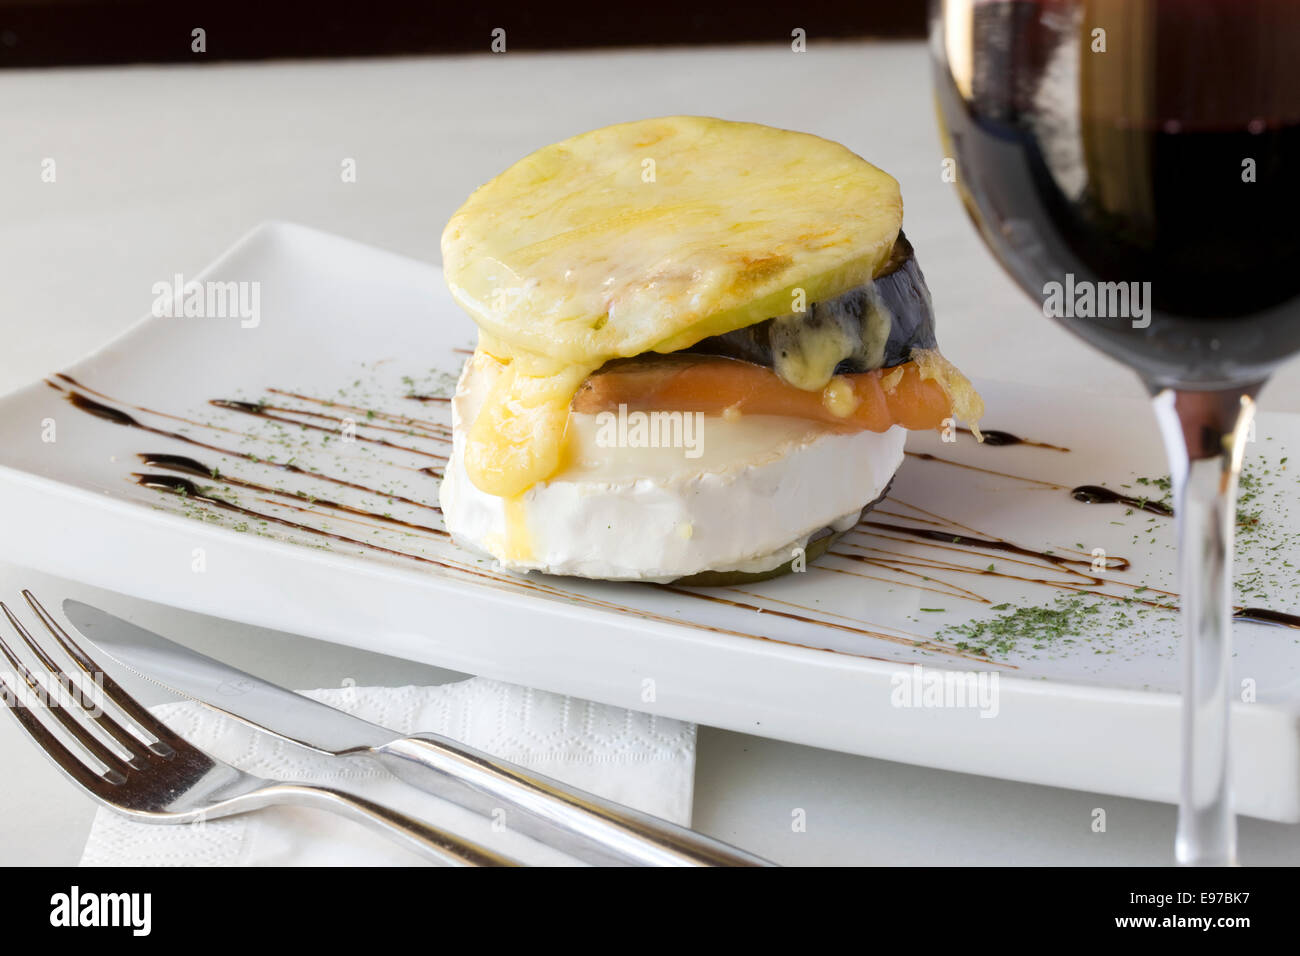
left=934, top=0, right=1300, bottom=388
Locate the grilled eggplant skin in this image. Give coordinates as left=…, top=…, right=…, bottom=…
left=686, top=232, right=937, bottom=386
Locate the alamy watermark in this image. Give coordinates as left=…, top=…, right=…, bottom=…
left=1042, top=273, right=1151, bottom=329
left=1, top=668, right=106, bottom=716
left=595, top=404, right=704, bottom=459
left=50, top=886, right=151, bottom=936
left=890, top=664, right=999, bottom=718
left=151, top=273, right=260, bottom=328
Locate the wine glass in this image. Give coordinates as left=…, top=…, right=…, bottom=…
left=930, top=0, right=1300, bottom=865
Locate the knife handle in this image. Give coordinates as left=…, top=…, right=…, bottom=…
left=267, top=783, right=520, bottom=867
left=373, top=733, right=772, bottom=867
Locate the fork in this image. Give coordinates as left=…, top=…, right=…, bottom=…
left=0, top=591, right=518, bottom=866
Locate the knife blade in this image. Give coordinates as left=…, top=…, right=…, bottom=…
left=63, top=599, right=392, bottom=754
left=63, top=599, right=771, bottom=867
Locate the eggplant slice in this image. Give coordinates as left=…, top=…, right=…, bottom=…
left=686, top=232, right=937, bottom=388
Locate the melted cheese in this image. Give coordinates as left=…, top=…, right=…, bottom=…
left=768, top=311, right=859, bottom=391
left=768, top=280, right=894, bottom=391
left=442, top=116, right=904, bottom=497
left=911, top=348, right=986, bottom=439
left=821, top=376, right=861, bottom=418
left=503, top=494, right=532, bottom=562
left=462, top=339, right=594, bottom=497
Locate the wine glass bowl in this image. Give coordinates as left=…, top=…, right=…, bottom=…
left=931, top=0, right=1300, bottom=391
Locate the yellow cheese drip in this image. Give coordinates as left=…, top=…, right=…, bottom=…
left=879, top=365, right=905, bottom=393
left=463, top=343, right=596, bottom=497
left=503, top=494, right=533, bottom=562
left=911, top=348, right=986, bottom=440
left=821, top=376, right=861, bottom=418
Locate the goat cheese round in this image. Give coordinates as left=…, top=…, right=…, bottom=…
left=439, top=353, right=905, bottom=582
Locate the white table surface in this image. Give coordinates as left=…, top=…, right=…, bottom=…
left=2, top=41, right=1298, bottom=866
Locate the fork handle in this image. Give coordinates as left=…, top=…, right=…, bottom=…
left=374, top=734, right=772, bottom=866
left=264, top=783, right=519, bottom=866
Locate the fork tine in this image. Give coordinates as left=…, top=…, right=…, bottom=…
left=4, top=600, right=519, bottom=865
left=16, top=603, right=99, bottom=713
left=0, top=615, right=130, bottom=786
left=11, top=597, right=159, bottom=767
left=21, top=591, right=178, bottom=757
left=0, top=670, right=124, bottom=795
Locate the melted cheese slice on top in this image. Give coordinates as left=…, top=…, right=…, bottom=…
left=442, top=116, right=905, bottom=498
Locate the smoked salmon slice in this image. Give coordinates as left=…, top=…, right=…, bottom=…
left=571, top=353, right=962, bottom=433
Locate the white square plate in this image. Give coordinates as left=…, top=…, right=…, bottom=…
left=2, top=223, right=1297, bottom=820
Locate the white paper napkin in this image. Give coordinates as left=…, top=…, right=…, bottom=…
left=79, top=678, right=697, bottom=866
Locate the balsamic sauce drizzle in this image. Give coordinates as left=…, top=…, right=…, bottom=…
left=861, top=521, right=1131, bottom=572
left=138, top=453, right=448, bottom=536
left=1071, top=484, right=1175, bottom=517
left=958, top=426, right=1070, bottom=451
left=135, top=473, right=457, bottom=564
left=210, top=399, right=447, bottom=462
left=904, top=451, right=1067, bottom=488
left=1233, top=607, right=1300, bottom=628
left=263, top=388, right=451, bottom=437
left=60, top=390, right=441, bottom=513
left=56, top=376, right=1300, bottom=638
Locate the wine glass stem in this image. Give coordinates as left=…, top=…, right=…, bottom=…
left=1152, top=387, right=1257, bottom=866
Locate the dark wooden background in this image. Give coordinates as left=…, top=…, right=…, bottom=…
left=0, top=0, right=926, bottom=68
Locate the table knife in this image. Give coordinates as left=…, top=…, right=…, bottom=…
left=63, top=599, right=772, bottom=867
